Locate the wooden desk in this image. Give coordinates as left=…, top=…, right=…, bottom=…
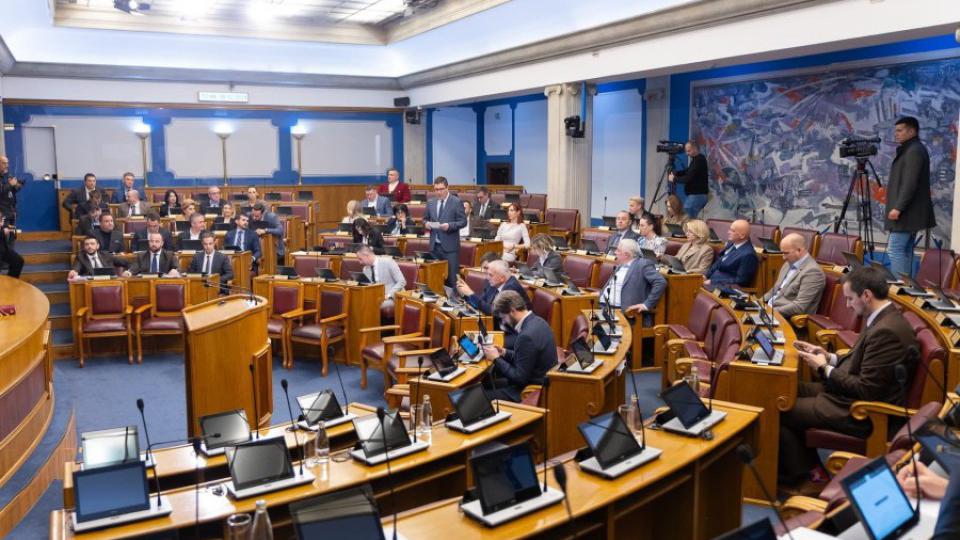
left=388, top=401, right=761, bottom=540
left=175, top=250, right=251, bottom=290
left=50, top=401, right=545, bottom=539
left=661, top=271, right=705, bottom=325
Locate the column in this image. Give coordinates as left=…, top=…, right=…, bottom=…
left=952, top=109, right=960, bottom=250
left=545, top=82, right=594, bottom=227
left=643, top=76, right=671, bottom=208
left=403, top=112, right=427, bottom=184
left=0, top=74, right=6, bottom=156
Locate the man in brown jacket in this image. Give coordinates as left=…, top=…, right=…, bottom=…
left=779, top=266, right=917, bottom=486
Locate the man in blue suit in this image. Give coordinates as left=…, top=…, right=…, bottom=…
left=704, top=219, right=758, bottom=288
left=225, top=213, right=262, bottom=267
left=424, top=177, right=467, bottom=287
left=110, top=172, right=145, bottom=204
left=482, top=290, right=557, bottom=402
left=457, top=259, right=530, bottom=315
left=251, top=203, right=284, bottom=263
left=362, top=185, right=392, bottom=217
left=600, top=238, right=666, bottom=326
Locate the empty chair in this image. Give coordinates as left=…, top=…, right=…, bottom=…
left=561, top=254, right=598, bottom=288
left=545, top=208, right=580, bottom=246
left=287, top=284, right=349, bottom=374
left=815, top=233, right=862, bottom=266
left=915, top=248, right=956, bottom=289
left=581, top=229, right=612, bottom=253
left=134, top=279, right=187, bottom=364
left=706, top=219, right=733, bottom=241
left=75, top=280, right=134, bottom=367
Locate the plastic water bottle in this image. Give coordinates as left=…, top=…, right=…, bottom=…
left=250, top=499, right=273, bottom=540
left=419, top=395, right=433, bottom=444
left=315, top=421, right=330, bottom=465
left=684, top=364, right=700, bottom=395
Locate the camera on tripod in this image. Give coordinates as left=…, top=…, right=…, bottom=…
left=656, top=140, right=685, bottom=154
left=839, top=136, right=880, bottom=159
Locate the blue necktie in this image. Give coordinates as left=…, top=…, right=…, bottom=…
left=151, top=253, right=159, bottom=273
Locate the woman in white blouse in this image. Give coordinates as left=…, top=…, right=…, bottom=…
left=635, top=212, right=667, bottom=256
left=494, top=203, right=530, bottom=262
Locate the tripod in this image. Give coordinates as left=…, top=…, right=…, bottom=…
left=647, top=154, right=678, bottom=213
left=834, top=157, right=881, bottom=257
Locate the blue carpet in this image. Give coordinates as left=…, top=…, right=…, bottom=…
left=23, top=262, right=70, bottom=272
left=52, top=329, right=73, bottom=345
left=7, top=481, right=63, bottom=539
left=34, top=282, right=69, bottom=293
left=49, top=303, right=71, bottom=317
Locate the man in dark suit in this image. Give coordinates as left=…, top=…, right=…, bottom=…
left=201, top=186, right=224, bottom=215
left=527, top=233, right=563, bottom=277
left=62, top=173, right=106, bottom=218
left=481, top=290, right=557, bottom=402
left=0, top=207, right=23, bottom=279
left=0, top=155, right=24, bottom=222
left=75, top=204, right=104, bottom=236
left=600, top=238, right=666, bottom=326
left=76, top=190, right=109, bottom=219
left=779, top=266, right=917, bottom=486
left=606, top=211, right=639, bottom=254
left=885, top=116, right=937, bottom=278
left=110, top=172, right=145, bottom=204
left=704, top=219, right=758, bottom=288
left=177, top=213, right=207, bottom=248
left=424, top=177, right=466, bottom=287
left=362, top=186, right=392, bottom=217
left=68, top=236, right=122, bottom=279
left=125, top=232, right=180, bottom=277
left=188, top=233, right=233, bottom=293
left=225, top=213, right=262, bottom=264
left=133, top=212, right=175, bottom=251
left=668, top=141, right=709, bottom=218
left=92, top=213, right=125, bottom=254
left=251, top=203, right=284, bottom=262
left=473, top=187, right=494, bottom=221
left=457, top=259, right=530, bottom=315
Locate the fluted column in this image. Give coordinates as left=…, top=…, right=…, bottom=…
left=545, top=82, right=594, bottom=227
left=403, top=114, right=427, bottom=183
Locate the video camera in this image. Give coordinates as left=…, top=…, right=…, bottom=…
left=839, top=136, right=880, bottom=159
left=656, top=140, right=685, bottom=154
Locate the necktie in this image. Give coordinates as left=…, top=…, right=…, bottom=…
left=203, top=254, right=211, bottom=274
left=370, top=264, right=377, bottom=283
left=770, top=264, right=797, bottom=302
left=151, top=253, right=159, bottom=273
left=91, top=255, right=101, bottom=269
left=237, top=230, right=244, bottom=248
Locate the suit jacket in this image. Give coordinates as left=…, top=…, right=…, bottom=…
left=353, top=229, right=384, bottom=252
left=133, top=228, right=175, bottom=252
left=177, top=229, right=206, bottom=248
left=225, top=227, right=261, bottom=260
left=528, top=251, right=563, bottom=277
left=603, top=258, right=667, bottom=319
left=473, top=200, right=495, bottom=221
left=72, top=250, right=121, bottom=277
left=468, top=275, right=530, bottom=315
left=75, top=215, right=100, bottom=236
left=494, top=313, right=558, bottom=401
left=385, top=217, right=415, bottom=235
left=676, top=241, right=714, bottom=274
left=159, top=203, right=182, bottom=218
left=762, top=255, right=825, bottom=318
left=933, top=469, right=960, bottom=539
left=93, top=228, right=125, bottom=254
left=885, top=137, right=936, bottom=232
left=377, top=182, right=411, bottom=203
left=0, top=173, right=24, bottom=214
left=129, top=249, right=179, bottom=275
left=363, top=196, right=392, bottom=217
left=119, top=201, right=148, bottom=218
left=425, top=195, right=467, bottom=253
left=255, top=211, right=285, bottom=256
left=76, top=200, right=109, bottom=219
left=111, top=187, right=145, bottom=204
left=363, top=256, right=406, bottom=301
left=62, top=187, right=107, bottom=216
left=606, top=228, right=639, bottom=254
left=706, top=241, right=759, bottom=287
left=188, top=251, right=234, bottom=283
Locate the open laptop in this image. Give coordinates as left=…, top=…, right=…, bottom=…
left=750, top=327, right=784, bottom=365
left=639, top=248, right=659, bottom=262
left=457, top=334, right=485, bottom=363
left=199, top=409, right=252, bottom=456
left=291, top=486, right=388, bottom=540
left=924, top=282, right=960, bottom=313
left=665, top=223, right=685, bottom=238
left=425, top=348, right=465, bottom=382
left=709, top=227, right=721, bottom=242
left=541, top=267, right=565, bottom=287
left=577, top=410, right=661, bottom=479
left=316, top=268, right=337, bottom=281
left=71, top=460, right=171, bottom=533
left=446, top=383, right=511, bottom=433
left=840, top=457, right=935, bottom=540
left=581, top=239, right=601, bottom=255
left=179, top=239, right=202, bottom=251
left=870, top=261, right=905, bottom=285
left=350, top=271, right=371, bottom=285
left=416, top=281, right=439, bottom=299
left=461, top=442, right=564, bottom=527
left=559, top=338, right=602, bottom=374
left=660, top=254, right=687, bottom=273
left=915, top=419, right=960, bottom=474
left=898, top=273, right=935, bottom=298
left=841, top=251, right=863, bottom=270
left=591, top=323, right=619, bottom=354
left=296, top=389, right=356, bottom=430
left=517, top=263, right=538, bottom=280
left=350, top=411, right=429, bottom=466
left=758, top=237, right=781, bottom=254
left=224, top=436, right=314, bottom=499
left=601, top=215, right=618, bottom=228
left=658, top=382, right=726, bottom=437
left=80, top=426, right=154, bottom=470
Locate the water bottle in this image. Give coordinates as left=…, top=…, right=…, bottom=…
left=684, top=364, right=700, bottom=395
left=419, top=395, right=433, bottom=444
left=314, top=421, right=330, bottom=465
left=250, top=499, right=273, bottom=540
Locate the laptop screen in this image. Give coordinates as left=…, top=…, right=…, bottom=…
left=459, top=335, right=480, bottom=358
left=754, top=329, right=775, bottom=359
left=297, top=390, right=343, bottom=426
left=291, top=487, right=385, bottom=540
left=842, top=458, right=917, bottom=540
left=712, top=517, right=777, bottom=540
left=74, top=461, right=151, bottom=523
left=200, top=409, right=251, bottom=450
left=429, top=348, right=457, bottom=372
left=578, top=411, right=641, bottom=469
left=571, top=338, right=594, bottom=368
left=449, top=383, right=496, bottom=425
left=660, top=382, right=710, bottom=429
left=915, top=420, right=960, bottom=474
left=226, top=436, right=294, bottom=491
left=353, top=411, right=411, bottom=458
left=81, top=426, right=140, bottom=469
left=471, top=443, right=542, bottom=515
left=592, top=323, right=612, bottom=350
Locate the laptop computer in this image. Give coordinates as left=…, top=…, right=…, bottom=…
left=179, top=239, right=202, bottom=251
left=915, top=419, right=960, bottom=474
left=71, top=460, right=171, bottom=533
left=665, top=223, right=686, bottom=238
left=581, top=239, right=601, bottom=255
left=601, top=216, right=617, bottom=228
left=224, top=436, right=314, bottom=499
left=277, top=265, right=299, bottom=279
left=924, top=282, right=960, bottom=313
left=841, top=251, right=863, bottom=269
left=212, top=222, right=233, bottom=232
left=80, top=426, right=153, bottom=470
left=577, top=410, right=661, bottom=479
left=660, top=254, right=687, bottom=273
left=517, top=263, right=537, bottom=280
left=350, top=271, right=371, bottom=284
left=899, top=273, right=935, bottom=298
left=316, top=268, right=337, bottom=281
left=759, top=237, right=781, bottom=254
left=560, top=338, right=602, bottom=374
left=461, top=442, right=564, bottom=527
left=709, top=227, right=721, bottom=242
left=446, top=383, right=511, bottom=433
left=870, top=261, right=905, bottom=285
left=199, top=409, right=252, bottom=456
left=592, top=323, right=618, bottom=354
left=291, top=486, right=387, bottom=540
left=639, top=248, right=659, bottom=262
left=296, top=389, right=356, bottom=430
left=541, top=267, right=564, bottom=287
left=425, top=348, right=465, bottom=382
left=750, top=327, right=784, bottom=365
left=361, top=207, right=377, bottom=217
left=91, top=267, right=116, bottom=278
left=840, top=457, right=933, bottom=540
left=350, top=411, right=429, bottom=466
left=457, top=334, right=485, bottom=363
left=658, top=382, right=726, bottom=437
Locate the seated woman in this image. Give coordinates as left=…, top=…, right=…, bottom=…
left=385, top=204, right=415, bottom=235
left=342, top=200, right=363, bottom=224
left=352, top=218, right=384, bottom=252
left=527, top=233, right=562, bottom=277
left=635, top=212, right=667, bottom=256
left=214, top=203, right=236, bottom=224
left=159, top=189, right=182, bottom=217
left=460, top=200, right=474, bottom=238
left=181, top=199, right=198, bottom=222
left=494, top=203, right=530, bottom=263
left=673, top=219, right=714, bottom=274
left=664, top=195, right=689, bottom=226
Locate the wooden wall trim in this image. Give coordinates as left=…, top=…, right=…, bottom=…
left=4, top=98, right=402, bottom=113
left=0, top=358, right=47, bottom=443
left=0, top=387, right=53, bottom=490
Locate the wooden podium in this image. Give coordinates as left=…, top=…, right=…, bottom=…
left=182, top=295, right=271, bottom=437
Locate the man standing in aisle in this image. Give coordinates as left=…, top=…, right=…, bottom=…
left=668, top=141, right=709, bottom=219
left=885, top=116, right=936, bottom=278
left=111, top=172, right=145, bottom=204
left=424, top=177, right=466, bottom=287
left=0, top=156, right=24, bottom=224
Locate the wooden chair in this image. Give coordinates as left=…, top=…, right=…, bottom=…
left=75, top=280, right=134, bottom=367
left=266, top=280, right=304, bottom=368
left=385, top=309, right=455, bottom=408
left=133, top=278, right=188, bottom=363
left=358, top=295, right=429, bottom=391
left=285, top=283, right=349, bottom=372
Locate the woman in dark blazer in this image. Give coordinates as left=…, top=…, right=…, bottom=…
left=159, top=189, right=182, bottom=217
left=385, top=204, right=415, bottom=235
left=352, top=218, right=384, bottom=251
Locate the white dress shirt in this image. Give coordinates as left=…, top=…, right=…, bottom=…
left=603, top=265, right=631, bottom=307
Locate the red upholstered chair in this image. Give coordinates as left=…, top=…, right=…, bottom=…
left=490, top=192, right=506, bottom=205
left=293, top=255, right=337, bottom=278
left=664, top=241, right=682, bottom=256
left=749, top=223, right=780, bottom=245
left=75, top=280, right=134, bottom=367
left=463, top=269, right=487, bottom=297
left=134, top=279, right=188, bottom=363
left=338, top=257, right=365, bottom=280
left=152, top=192, right=165, bottom=203
left=525, top=194, right=547, bottom=215
left=567, top=314, right=590, bottom=350
left=287, top=283, right=349, bottom=374
left=124, top=218, right=148, bottom=236
left=706, top=219, right=733, bottom=241
left=459, top=242, right=479, bottom=269
left=359, top=296, right=429, bottom=391
left=530, top=287, right=561, bottom=338
left=915, top=248, right=956, bottom=289
left=545, top=208, right=580, bottom=246
left=407, top=204, right=426, bottom=220
left=396, top=261, right=419, bottom=291
left=580, top=229, right=612, bottom=253
left=783, top=227, right=819, bottom=257
left=815, top=233, right=863, bottom=266
left=386, top=310, right=455, bottom=406
left=321, top=236, right=352, bottom=252
left=666, top=306, right=735, bottom=387
left=654, top=292, right=721, bottom=374
left=561, top=254, right=598, bottom=288
left=796, top=276, right=861, bottom=352
left=403, top=237, right=432, bottom=258
left=592, top=260, right=617, bottom=289
left=289, top=203, right=311, bottom=222
left=688, top=321, right=743, bottom=399
left=266, top=280, right=304, bottom=368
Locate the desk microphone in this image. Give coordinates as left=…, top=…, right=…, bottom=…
left=553, top=464, right=577, bottom=539
left=330, top=345, right=352, bottom=417
left=895, top=361, right=921, bottom=515
left=483, top=362, right=501, bottom=415
left=249, top=364, right=260, bottom=439
left=736, top=444, right=795, bottom=540
left=280, top=380, right=305, bottom=477
left=626, top=357, right=647, bottom=451
left=541, top=377, right=551, bottom=492
left=912, top=353, right=960, bottom=427
left=134, top=399, right=162, bottom=507
left=376, top=407, right=399, bottom=540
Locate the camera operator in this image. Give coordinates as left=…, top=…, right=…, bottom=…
left=885, top=116, right=936, bottom=278
left=668, top=141, right=709, bottom=218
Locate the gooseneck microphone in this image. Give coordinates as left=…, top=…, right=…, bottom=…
left=553, top=464, right=577, bottom=539
left=911, top=353, right=960, bottom=427
left=377, top=407, right=399, bottom=540
left=626, top=358, right=647, bottom=451
left=135, top=399, right=162, bottom=507
left=541, top=377, right=551, bottom=492
left=331, top=346, right=351, bottom=417
left=281, top=379, right=304, bottom=476
left=249, top=364, right=260, bottom=439
left=895, top=361, right=921, bottom=514
left=736, top=444, right=795, bottom=540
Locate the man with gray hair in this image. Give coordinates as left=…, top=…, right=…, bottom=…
left=481, top=290, right=557, bottom=402
left=763, top=233, right=825, bottom=318
left=600, top=238, right=666, bottom=326
left=457, top=258, right=529, bottom=315
left=356, top=245, right=406, bottom=309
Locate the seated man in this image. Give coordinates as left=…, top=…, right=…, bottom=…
left=599, top=238, right=666, bottom=326
left=110, top=172, right=145, bottom=204
left=75, top=189, right=109, bottom=220
left=356, top=245, right=405, bottom=310
left=779, top=266, right=917, bottom=486
left=251, top=203, right=284, bottom=263
left=201, top=186, right=224, bottom=215
left=606, top=210, right=639, bottom=254
left=75, top=204, right=104, bottom=236
left=93, top=213, right=125, bottom=254
left=362, top=185, right=391, bottom=217
left=124, top=232, right=180, bottom=277
left=133, top=212, right=175, bottom=252
left=704, top=218, right=758, bottom=288
left=177, top=212, right=207, bottom=247
left=120, top=189, right=148, bottom=217
left=68, top=236, right=121, bottom=279
left=456, top=259, right=529, bottom=315
left=481, top=290, right=557, bottom=402
left=188, top=233, right=233, bottom=293
left=224, top=213, right=262, bottom=266
left=762, top=233, right=825, bottom=318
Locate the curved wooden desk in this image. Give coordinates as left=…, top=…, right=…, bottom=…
left=0, top=276, right=52, bottom=488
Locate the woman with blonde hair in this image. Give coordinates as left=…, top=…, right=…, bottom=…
left=673, top=219, right=715, bottom=274
left=215, top=202, right=236, bottom=224
left=664, top=194, right=689, bottom=226
left=342, top=200, right=363, bottom=223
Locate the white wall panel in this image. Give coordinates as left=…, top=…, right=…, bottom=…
left=484, top=105, right=512, bottom=156
left=21, top=126, right=57, bottom=179
left=21, top=115, right=151, bottom=179
left=514, top=100, right=547, bottom=193
left=592, top=90, right=644, bottom=219
left=293, top=119, right=393, bottom=176
left=432, top=107, right=476, bottom=183
left=166, top=118, right=277, bottom=178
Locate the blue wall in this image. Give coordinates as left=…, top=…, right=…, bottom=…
left=2, top=104, right=403, bottom=231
